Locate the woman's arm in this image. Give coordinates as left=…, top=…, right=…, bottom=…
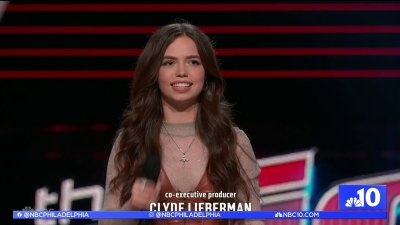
left=235, top=128, right=264, bottom=225
left=98, top=132, right=140, bottom=225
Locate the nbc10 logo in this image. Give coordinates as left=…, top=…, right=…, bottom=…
left=338, top=185, right=386, bottom=210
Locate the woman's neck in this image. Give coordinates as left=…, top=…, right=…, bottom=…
left=162, top=102, right=198, bottom=123
left=161, top=121, right=195, bottom=137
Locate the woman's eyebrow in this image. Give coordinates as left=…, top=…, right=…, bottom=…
left=162, top=55, right=200, bottom=60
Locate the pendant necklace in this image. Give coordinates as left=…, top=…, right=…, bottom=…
left=163, top=124, right=196, bottom=168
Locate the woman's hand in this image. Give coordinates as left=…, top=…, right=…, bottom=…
left=130, top=177, right=162, bottom=210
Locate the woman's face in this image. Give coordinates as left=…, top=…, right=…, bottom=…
left=158, top=35, right=205, bottom=110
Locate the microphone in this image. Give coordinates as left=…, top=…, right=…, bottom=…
left=143, top=152, right=161, bottom=183
left=139, top=152, right=160, bottom=225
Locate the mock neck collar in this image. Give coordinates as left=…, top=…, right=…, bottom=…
left=161, top=121, right=195, bottom=137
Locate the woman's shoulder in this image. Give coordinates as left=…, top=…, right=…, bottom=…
left=233, top=126, right=251, bottom=146
left=233, top=126, right=255, bottom=158
left=108, top=129, right=124, bottom=155
left=233, top=126, right=260, bottom=178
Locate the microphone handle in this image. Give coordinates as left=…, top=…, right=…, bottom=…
left=138, top=220, right=149, bottom=225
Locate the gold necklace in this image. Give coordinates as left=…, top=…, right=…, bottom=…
left=163, top=124, right=196, bottom=168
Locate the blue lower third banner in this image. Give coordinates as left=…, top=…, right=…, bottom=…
left=13, top=211, right=387, bottom=219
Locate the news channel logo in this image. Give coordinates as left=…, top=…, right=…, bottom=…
left=338, top=185, right=386, bottom=210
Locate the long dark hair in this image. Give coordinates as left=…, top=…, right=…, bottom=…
left=110, top=22, right=253, bottom=210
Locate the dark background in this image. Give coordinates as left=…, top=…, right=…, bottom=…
left=1, top=1, right=400, bottom=224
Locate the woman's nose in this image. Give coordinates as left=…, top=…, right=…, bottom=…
left=176, top=63, right=188, bottom=77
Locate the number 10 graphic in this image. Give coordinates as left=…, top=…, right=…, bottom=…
left=355, top=188, right=380, bottom=207
left=339, top=185, right=386, bottom=210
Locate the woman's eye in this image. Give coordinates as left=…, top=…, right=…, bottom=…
left=190, top=60, right=201, bottom=65
left=162, top=60, right=175, bottom=66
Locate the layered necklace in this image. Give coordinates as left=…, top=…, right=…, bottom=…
left=162, top=124, right=196, bottom=168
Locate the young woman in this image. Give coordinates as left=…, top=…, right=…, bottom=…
left=100, top=22, right=262, bottom=225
